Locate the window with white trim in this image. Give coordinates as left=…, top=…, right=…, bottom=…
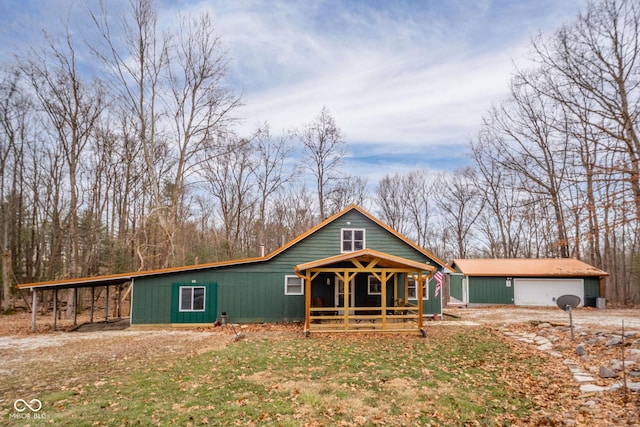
left=407, top=277, right=429, bottom=300
left=180, top=286, right=206, bottom=311
left=341, top=228, right=365, bottom=252
left=285, top=275, right=304, bottom=295
left=368, top=275, right=382, bottom=295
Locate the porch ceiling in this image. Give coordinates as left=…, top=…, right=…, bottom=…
left=295, top=248, right=436, bottom=273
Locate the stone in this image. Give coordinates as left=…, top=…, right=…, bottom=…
left=628, top=370, right=640, bottom=378
left=599, top=366, right=618, bottom=378
left=574, top=374, right=595, bottom=382
left=605, top=336, right=623, bottom=347
left=538, top=322, right=551, bottom=329
left=581, top=400, right=597, bottom=409
left=537, top=343, right=553, bottom=352
left=579, top=384, right=607, bottom=393
left=576, top=345, right=587, bottom=356
left=610, top=359, right=623, bottom=371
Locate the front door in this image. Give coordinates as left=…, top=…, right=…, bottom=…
left=335, top=277, right=355, bottom=315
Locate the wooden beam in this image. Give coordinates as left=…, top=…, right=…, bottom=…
left=305, top=273, right=311, bottom=333
left=302, top=267, right=419, bottom=274
left=73, top=287, right=78, bottom=326
left=31, top=289, right=37, bottom=333
left=105, top=285, right=109, bottom=321
left=418, top=272, right=424, bottom=330
left=90, top=286, right=95, bottom=323
left=381, top=271, right=388, bottom=330
left=52, top=288, right=58, bottom=331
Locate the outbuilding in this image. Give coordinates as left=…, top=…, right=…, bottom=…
left=448, top=258, right=607, bottom=307
left=18, top=205, right=447, bottom=335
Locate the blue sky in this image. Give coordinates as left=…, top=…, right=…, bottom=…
left=0, top=0, right=585, bottom=183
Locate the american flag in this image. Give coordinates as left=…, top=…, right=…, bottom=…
left=433, top=269, right=443, bottom=298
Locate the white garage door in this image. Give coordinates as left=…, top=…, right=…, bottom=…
left=514, top=279, right=584, bottom=307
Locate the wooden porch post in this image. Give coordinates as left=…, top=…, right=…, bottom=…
left=52, top=289, right=58, bottom=331
left=342, top=271, right=349, bottom=330
left=305, top=274, right=311, bottom=332
left=31, top=288, right=37, bottom=332
left=418, top=272, right=424, bottom=330
left=381, top=272, right=388, bottom=330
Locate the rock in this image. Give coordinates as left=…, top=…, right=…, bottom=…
left=628, top=370, right=640, bottom=378
left=579, top=384, right=607, bottom=393
left=605, top=336, right=623, bottom=347
left=610, top=359, right=623, bottom=371
left=574, top=373, right=595, bottom=382
left=581, top=400, right=597, bottom=409
left=599, top=366, right=618, bottom=378
left=537, top=343, right=553, bottom=352
left=576, top=344, right=587, bottom=356
left=538, top=322, right=551, bottom=329
left=627, top=352, right=640, bottom=363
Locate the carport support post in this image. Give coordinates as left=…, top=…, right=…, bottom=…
left=31, top=288, right=37, bottom=332
left=105, top=285, right=109, bottom=321
left=52, top=289, right=58, bottom=331
left=73, top=287, right=78, bottom=326
left=90, top=287, right=95, bottom=322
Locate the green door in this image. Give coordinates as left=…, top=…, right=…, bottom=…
left=171, top=282, right=218, bottom=323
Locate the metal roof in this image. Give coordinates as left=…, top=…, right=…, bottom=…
left=451, top=258, right=608, bottom=277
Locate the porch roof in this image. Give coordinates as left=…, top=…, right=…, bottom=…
left=295, top=248, right=436, bottom=274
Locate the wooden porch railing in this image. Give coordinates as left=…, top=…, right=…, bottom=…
left=308, top=304, right=421, bottom=333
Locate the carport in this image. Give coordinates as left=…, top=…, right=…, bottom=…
left=16, top=274, right=134, bottom=332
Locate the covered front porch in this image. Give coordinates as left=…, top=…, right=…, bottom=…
left=295, top=248, right=436, bottom=336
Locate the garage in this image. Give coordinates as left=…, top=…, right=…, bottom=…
left=514, top=278, right=584, bottom=307
left=449, top=258, right=607, bottom=307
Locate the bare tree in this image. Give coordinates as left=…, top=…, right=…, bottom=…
left=435, top=168, right=485, bottom=259
left=252, top=123, right=297, bottom=252
left=299, top=106, right=347, bottom=220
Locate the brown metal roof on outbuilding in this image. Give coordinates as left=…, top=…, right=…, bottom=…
left=451, top=258, right=608, bottom=277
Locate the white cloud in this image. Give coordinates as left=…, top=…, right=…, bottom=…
left=177, top=0, right=583, bottom=154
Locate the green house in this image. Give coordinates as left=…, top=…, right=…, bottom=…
left=449, top=258, right=607, bottom=307
left=19, top=205, right=447, bottom=335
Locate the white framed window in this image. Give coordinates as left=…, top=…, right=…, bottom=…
left=368, top=275, right=382, bottom=295
left=180, top=286, right=206, bottom=311
left=407, top=277, right=429, bottom=300
left=341, top=228, right=365, bottom=252
left=285, top=275, right=304, bottom=295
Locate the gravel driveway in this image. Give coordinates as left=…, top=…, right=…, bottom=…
left=443, top=305, right=640, bottom=331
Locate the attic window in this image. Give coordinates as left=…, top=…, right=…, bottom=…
left=341, top=228, right=365, bottom=252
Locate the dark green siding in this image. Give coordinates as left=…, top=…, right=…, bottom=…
left=131, top=282, right=172, bottom=324
left=450, top=274, right=463, bottom=300
left=468, top=276, right=514, bottom=304
left=170, top=283, right=217, bottom=323
left=131, top=209, right=442, bottom=324
left=584, top=278, right=600, bottom=298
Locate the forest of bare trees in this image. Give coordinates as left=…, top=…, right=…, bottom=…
left=1, top=0, right=638, bottom=311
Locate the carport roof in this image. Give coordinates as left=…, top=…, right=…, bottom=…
left=451, top=258, right=608, bottom=277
